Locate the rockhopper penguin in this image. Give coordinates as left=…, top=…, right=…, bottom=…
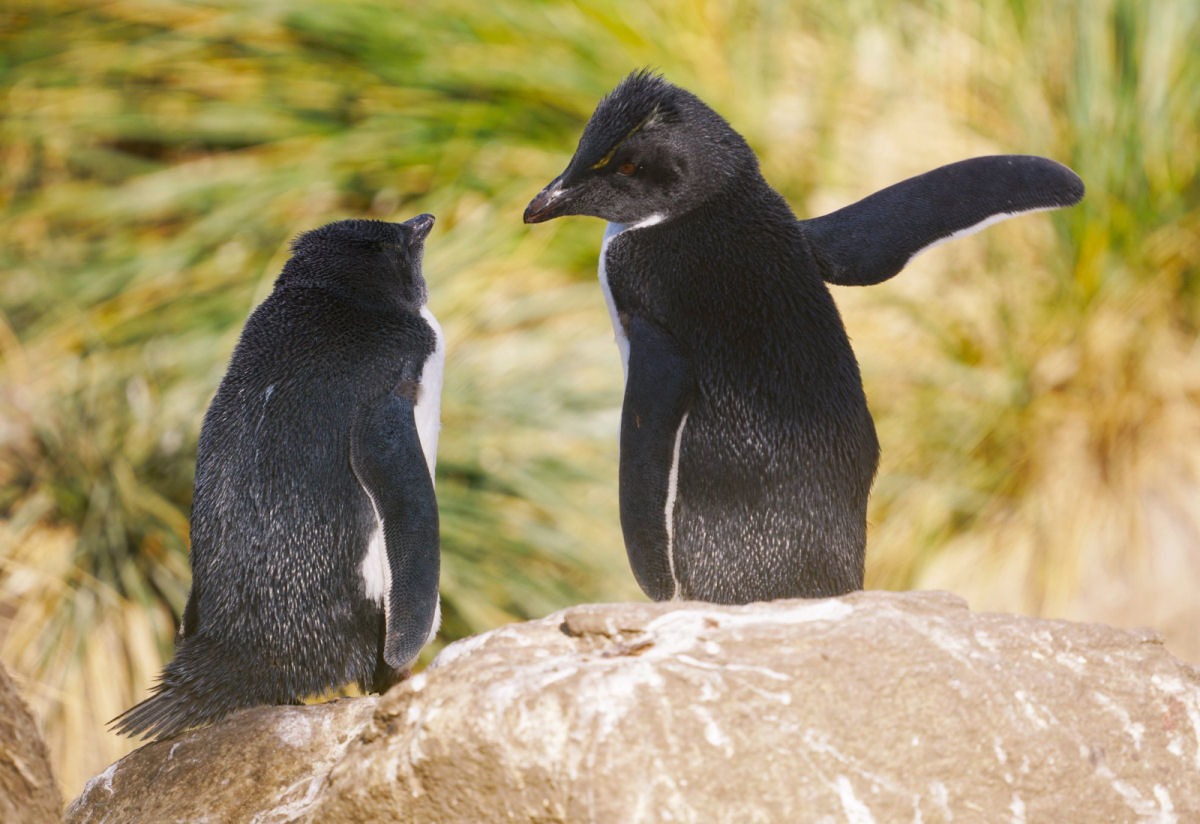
left=112, top=215, right=445, bottom=740
left=524, top=71, right=1083, bottom=604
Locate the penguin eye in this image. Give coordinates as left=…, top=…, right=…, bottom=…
left=617, top=160, right=637, bottom=176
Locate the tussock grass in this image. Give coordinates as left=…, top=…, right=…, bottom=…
left=1, top=0, right=1196, bottom=799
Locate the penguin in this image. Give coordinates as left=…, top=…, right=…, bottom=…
left=524, top=71, right=1083, bottom=604
left=112, top=215, right=445, bottom=740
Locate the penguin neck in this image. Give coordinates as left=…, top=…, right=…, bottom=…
left=277, top=278, right=417, bottom=315
left=601, top=174, right=816, bottom=316
left=278, top=255, right=426, bottom=313
left=609, top=172, right=785, bottom=244
left=685, top=175, right=798, bottom=249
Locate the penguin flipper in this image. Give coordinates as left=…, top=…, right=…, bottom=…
left=802, top=155, right=1084, bottom=286
left=619, top=315, right=695, bottom=601
left=351, top=385, right=440, bottom=671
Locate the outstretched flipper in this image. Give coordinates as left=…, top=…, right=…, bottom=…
left=351, top=384, right=440, bottom=671
left=619, top=315, right=695, bottom=601
left=804, top=155, right=1084, bottom=286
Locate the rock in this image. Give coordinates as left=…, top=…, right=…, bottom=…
left=68, top=591, right=1200, bottom=822
left=66, top=697, right=377, bottom=824
left=1, top=662, right=62, bottom=824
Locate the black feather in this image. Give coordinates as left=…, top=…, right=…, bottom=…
left=111, top=215, right=441, bottom=740
left=526, top=75, right=1082, bottom=603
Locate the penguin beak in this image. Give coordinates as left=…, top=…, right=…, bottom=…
left=523, top=175, right=574, bottom=224
left=405, top=213, right=436, bottom=241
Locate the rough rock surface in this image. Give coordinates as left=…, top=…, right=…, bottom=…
left=69, top=591, right=1200, bottom=823
left=67, top=696, right=376, bottom=824
left=1, top=662, right=62, bottom=824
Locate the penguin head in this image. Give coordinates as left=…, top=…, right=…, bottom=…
left=524, top=71, right=758, bottom=227
left=283, top=214, right=435, bottom=306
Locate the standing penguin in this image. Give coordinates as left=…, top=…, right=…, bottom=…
left=524, top=71, right=1083, bottom=604
left=112, top=215, right=445, bottom=740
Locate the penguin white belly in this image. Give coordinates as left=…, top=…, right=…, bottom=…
left=601, top=212, right=677, bottom=597
left=599, top=222, right=631, bottom=381
left=414, top=306, right=444, bottom=639
left=414, top=305, right=445, bottom=480
left=599, top=214, right=666, bottom=382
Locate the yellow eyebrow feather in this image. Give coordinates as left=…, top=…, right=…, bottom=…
left=590, top=108, right=659, bottom=170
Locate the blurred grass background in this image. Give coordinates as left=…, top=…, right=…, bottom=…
left=1, top=0, right=1197, bottom=801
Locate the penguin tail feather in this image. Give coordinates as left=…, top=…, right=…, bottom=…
left=108, top=639, right=249, bottom=741
left=108, top=682, right=195, bottom=741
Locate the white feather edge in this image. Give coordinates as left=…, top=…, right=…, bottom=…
left=663, top=410, right=688, bottom=601
left=906, top=204, right=1063, bottom=265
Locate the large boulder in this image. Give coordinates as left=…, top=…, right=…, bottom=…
left=1, top=662, right=62, bottom=824
left=66, top=696, right=376, bottom=824
left=69, top=591, right=1200, bottom=822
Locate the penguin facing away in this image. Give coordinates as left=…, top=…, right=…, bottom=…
left=112, top=215, right=445, bottom=740
left=524, top=71, right=1083, bottom=604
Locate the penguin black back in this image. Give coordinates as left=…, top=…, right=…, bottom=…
left=525, top=71, right=1082, bottom=604
left=112, top=215, right=444, bottom=740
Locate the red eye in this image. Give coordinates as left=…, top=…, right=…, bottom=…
left=617, top=160, right=636, bottom=176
